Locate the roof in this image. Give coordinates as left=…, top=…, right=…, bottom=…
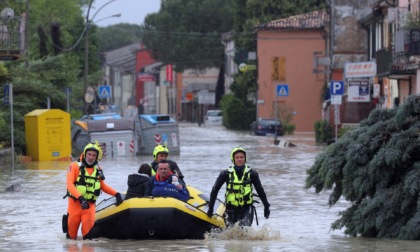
left=256, top=10, right=329, bottom=31
left=105, top=43, right=141, bottom=73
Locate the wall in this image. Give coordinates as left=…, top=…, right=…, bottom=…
left=257, top=30, right=325, bottom=132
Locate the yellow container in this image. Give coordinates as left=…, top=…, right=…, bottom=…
left=24, top=109, right=71, bottom=161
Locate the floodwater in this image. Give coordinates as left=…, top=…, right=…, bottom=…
left=1, top=123, right=420, bottom=251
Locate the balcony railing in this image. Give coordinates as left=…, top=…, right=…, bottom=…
left=408, top=29, right=420, bottom=55
left=0, top=15, right=25, bottom=60
left=376, top=48, right=392, bottom=76
left=376, top=47, right=415, bottom=77
left=375, top=29, right=420, bottom=76
left=395, top=29, right=420, bottom=56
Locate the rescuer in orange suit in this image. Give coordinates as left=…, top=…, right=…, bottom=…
left=64, top=142, right=123, bottom=240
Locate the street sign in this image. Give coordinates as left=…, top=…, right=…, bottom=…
left=166, top=64, right=173, bottom=82
left=98, top=85, right=111, bottom=99
left=344, top=61, right=376, bottom=78
left=331, top=95, right=342, bottom=105
left=330, top=81, right=344, bottom=95
left=276, top=84, right=289, bottom=97
left=239, top=63, right=256, bottom=72
left=198, top=90, right=215, bottom=105
left=4, top=84, right=10, bottom=105
left=84, top=86, right=95, bottom=103
left=348, top=79, right=370, bottom=102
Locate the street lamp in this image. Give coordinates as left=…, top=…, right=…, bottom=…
left=84, top=0, right=120, bottom=114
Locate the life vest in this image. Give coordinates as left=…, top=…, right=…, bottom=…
left=69, top=162, right=102, bottom=202
left=225, top=165, right=253, bottom=206
left=149, top=163, right=157, bottom=176
left=151, top=178, right=190, bottom=202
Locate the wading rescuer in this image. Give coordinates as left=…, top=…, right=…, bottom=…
left=63, top=142, right=123, bottom=240
left=149, top=145, right=185, bottom=183
left=207, top=147, right=270, bottom=226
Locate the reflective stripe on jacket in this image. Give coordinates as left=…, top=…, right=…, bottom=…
left=69, top=162, right=101, bottom=202
left=149, top=163, right=157, bottom=176
left=225, top=165, right=253, bottom=206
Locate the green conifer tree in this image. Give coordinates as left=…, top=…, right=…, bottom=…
left=305, top=95, right=420, bottom=239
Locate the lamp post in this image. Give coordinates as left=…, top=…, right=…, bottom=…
left=83, top=0, right=120, bottom=114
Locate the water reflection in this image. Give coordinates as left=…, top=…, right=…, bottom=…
left=0, top=123, right=420, bottom=251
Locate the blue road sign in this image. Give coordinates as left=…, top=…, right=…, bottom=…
left=4, top=84, right=9, bottom=105
left=276, top=84, right=289, bottom=97
left=330, top=81, right=344, bottom=95
left=98, top=85, right=111, bottom=98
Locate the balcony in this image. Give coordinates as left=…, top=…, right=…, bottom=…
left=376, top=48, right=392, bottom=77
left=0, top=16, right=24, bottom=60
left=407, top=29, right=420, bottom=55
left=376, top=48, right=416, bottom=78
left=375, top=29, right=420, bottom=78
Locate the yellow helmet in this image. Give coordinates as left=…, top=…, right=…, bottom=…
left=231, top=147, right=246, bottom=164
left=83, top=141, right=103, bottom=161
left=153, top=145, right=169, bottom=160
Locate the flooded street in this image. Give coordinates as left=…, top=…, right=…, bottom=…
left=1, top=123, right=420, bottom=251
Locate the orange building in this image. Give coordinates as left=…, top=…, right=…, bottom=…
left=256, top=10, right=329, bottom=132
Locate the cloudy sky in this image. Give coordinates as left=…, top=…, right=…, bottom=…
left=88, top=0, right=161, bottom=27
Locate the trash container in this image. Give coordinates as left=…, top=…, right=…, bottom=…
left=136, top=114, right=180, bottom=155
left=24, top=109, right=71, bottom=161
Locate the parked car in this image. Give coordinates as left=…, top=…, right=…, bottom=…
left=250, top=118, right=284, bottom=136
left=204, top=110, right=223, bottom=126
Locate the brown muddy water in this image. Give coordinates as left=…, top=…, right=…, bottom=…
left=0, top=123, right=419, bottom=251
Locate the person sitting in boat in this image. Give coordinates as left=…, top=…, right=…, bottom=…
left=125, top=163, right=152, bottom=199
left=146, top=160, right=190, bottom=202
left=149, top=145, right=185, bottom=184
left=206, top=147, right=270, bottom=227
left=64, top=142, right=124, bottom=240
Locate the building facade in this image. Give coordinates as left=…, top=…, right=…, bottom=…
left=256, top=10, right=329, bottom=132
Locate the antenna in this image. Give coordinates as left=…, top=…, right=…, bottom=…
left=1, top=7, right=14, bottom=20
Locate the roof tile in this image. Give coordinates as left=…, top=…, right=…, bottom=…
left=257, top=10, right=329, bottom=30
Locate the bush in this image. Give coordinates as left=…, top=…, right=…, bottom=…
left=283, top=122, right=296, bottom=135
left=220, top=94, right=255, bottom=130
left=314, top=120, right=333, bottom=144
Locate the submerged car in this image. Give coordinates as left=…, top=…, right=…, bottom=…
left=250, top=118, right=284, bottom=136
left=204, top=110, right=223, bottom=126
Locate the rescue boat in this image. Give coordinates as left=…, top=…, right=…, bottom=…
left=90, top=186, right=226, bottom=239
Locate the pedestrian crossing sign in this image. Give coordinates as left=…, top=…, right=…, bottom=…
left=276, top=84, right=289, bottom=97
left=98, top=85, right=111, bottom=98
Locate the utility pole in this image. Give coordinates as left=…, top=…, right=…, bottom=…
left=25, top=0, right=29, bottom=70
left=83, top=0, right=94, bottom=114
left=83, top=0, right=120, bottom=114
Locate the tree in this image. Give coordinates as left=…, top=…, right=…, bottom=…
left=233, top=0, right=327, bottom=50
left=220, top=70, right=256, bottom=130
left=0, top=54, right=82, bottom=153
left=140, top=0, right=235, bottom=72
left=0, top=1, right=88, bottom=152
left=220, top=94, right=254, bottom=130
left=97, top=23, right=142, bottom=52
left=305, top=95, right=420, bottom=240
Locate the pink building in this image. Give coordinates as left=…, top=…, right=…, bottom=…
left=256, top=10, right=329, bottom=132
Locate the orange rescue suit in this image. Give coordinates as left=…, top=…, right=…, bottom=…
left=66, top=162, right=117, bottom=239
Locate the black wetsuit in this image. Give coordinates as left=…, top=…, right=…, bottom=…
left=208, top=166, right=270, bottom=226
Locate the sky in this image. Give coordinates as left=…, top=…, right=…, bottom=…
left=88, top=0, right=161, bottom=27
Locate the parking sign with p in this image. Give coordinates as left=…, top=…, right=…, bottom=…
left=330, top=81, right=344, bottom=95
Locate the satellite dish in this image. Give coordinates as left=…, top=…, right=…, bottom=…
left=1, top=8, right=14, bottom=20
